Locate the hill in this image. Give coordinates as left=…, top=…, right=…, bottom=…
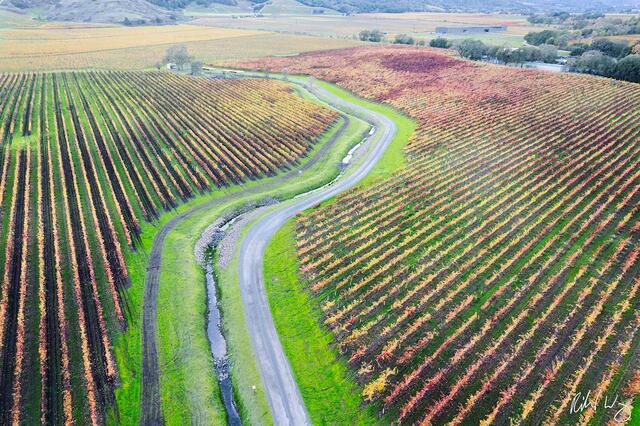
left=5, top=0, right=638, bottom=24
left=1, top=0, right=180, bottom=23
left=232, top=45, right=640, bottom=425
left=297, top=0, right=640, bottom=13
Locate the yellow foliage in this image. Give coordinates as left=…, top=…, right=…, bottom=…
left=362, top=368, right=396, bottom=401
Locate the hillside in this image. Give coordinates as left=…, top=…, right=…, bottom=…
left=3, top=0, right=639, bottom=24
left=1, top=0, right=180, bottom=23
left=232, top=45, right=640, bottom=424
left=297, top=0, right=640, bottom=13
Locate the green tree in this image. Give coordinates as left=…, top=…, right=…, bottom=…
left=575, top=50, right=617, bottom=76
left=570, top=43, right=590, bottom=56
left=590, top=38, right=631, bottom=58
left=191, top=60, right=203, bottom=76
left=495, top=46, right=514, bottom=64
left=519, top=45, right=543, bottom=62
left=539, top=44, right=558, bottom=63
left=524, top=30, right=560, bottom=46
left=456, top=39, right=487, bottom=60
left=429, top=37, right=451, bottom=49
left=394, top=34, right=415, bottom=45
left=359, top=29, right=384, bottom=42
left=614, top=54, right=640, bottom=82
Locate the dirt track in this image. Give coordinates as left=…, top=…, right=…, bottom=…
left=235, top=76, right=396, bottom=425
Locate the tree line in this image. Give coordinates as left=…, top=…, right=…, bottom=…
left=441, top=36, right=640, bottom=83
left=359, top=28, right=640, bottom=84
left=523, top=27, right=640, bottom=83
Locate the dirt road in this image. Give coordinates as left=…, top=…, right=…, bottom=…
left=236, top=77, right=396, bottom=425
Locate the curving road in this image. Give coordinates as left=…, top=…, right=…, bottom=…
left=139, top=71, right=396, bottom=426
left=139, top=88, right=350, bottom=425
left=237, top=77, right=397, bottom=425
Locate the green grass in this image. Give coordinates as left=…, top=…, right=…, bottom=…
left=263, top=221, right=381, bottom=425
left=313, top=79, right=415, bottom=186
left=111, top=73, right=412, bottom=424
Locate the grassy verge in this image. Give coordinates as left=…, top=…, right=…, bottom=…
left=111, top=90, right=369, bottom=425
left=263, top=221, right=381, bottom=425
left=312, top=79, right=415, bottom=186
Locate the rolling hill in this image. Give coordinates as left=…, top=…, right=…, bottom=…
left=2, top=0, right=639, bottom=24
left=297, top=0, right=640, bottom=13
left=0, top=0, right=180, bottom=23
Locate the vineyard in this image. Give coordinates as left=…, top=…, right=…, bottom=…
left=0, top=70, right=336, bottom=424
left=234, top=46, right=640, bottom=424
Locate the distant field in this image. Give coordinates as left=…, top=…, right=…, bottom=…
left=0, top=24, right=259, bottom=56
left=610, top=34, right=640, bottom=43
left=194, top=12, right=536, bottom=45
left=233, top=46, right=640, bottom=424
left=0, top=19, right=358, bottom=71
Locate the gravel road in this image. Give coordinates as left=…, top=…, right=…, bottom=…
left=237, top=77, right=396, bottom=425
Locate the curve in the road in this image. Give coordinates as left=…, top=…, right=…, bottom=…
left=139, top=103, right=350, bottom=424
left=237, top=77, right=397, bottom=426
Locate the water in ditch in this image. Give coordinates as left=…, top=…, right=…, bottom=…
left=205, top=258, right=242, bottom=426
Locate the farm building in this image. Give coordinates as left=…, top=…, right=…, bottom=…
left=435, top=25, right=507, bottom=34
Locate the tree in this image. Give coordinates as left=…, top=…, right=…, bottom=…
left=590, top=38, right=631, bottom=58
left=456, top=39, right=487, bottom=61
left=539, top=44, right=558, bottom=63
left=163, top=45, right=193, bottom=71
left=429, top=37, right=451, bottom=49
left=519, top=45, right=543, bottom=62
left=359, top=29, right=384, bottom=42
left=524, top=30, right=560, bottom=46
left=394, top=34, right=415, bottom=45
left=614, top=54, right=640, bottom=82
left=495, top=46, right=514, bottom=64
left=191, top=60, right=203, bottom=76
left=575, top=50, right=617, bottom=76
left=570, top=43, right=590, bottom=57
left=553, top=33, right=571, bottom=49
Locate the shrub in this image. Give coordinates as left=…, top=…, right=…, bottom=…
left=430, top=37, right=451, bottom=49
left=456, top=39, right=487, bottom=60
left=359, top=29, right=384, bottom=42
left=575, top=50, right=618, bottom=76
left=591, top=38, right=631, bottom=58
left=394, top=34, right=415, bottom=45
left=614, top=54, right=640, bottom=83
